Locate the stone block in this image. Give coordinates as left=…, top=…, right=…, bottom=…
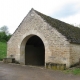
left=3, top=58, right=15, bottom=63
left=46, top=63, right=66, bottom=70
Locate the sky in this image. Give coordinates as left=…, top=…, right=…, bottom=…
left=0, top=0, right=80, bottom=34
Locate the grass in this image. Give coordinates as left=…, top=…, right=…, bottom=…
left=72, top=68, right=80, bottom=75
left=64, top=68, right=80, bottom=75
left=0, top=42, right=7, bottom=60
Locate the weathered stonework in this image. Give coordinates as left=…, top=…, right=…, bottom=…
left=70, top=44, right=80, bottom=66
left=7, top=9, right=80, bottom=68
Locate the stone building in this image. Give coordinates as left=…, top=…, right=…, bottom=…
left=7, top=8, right=80, bottom=68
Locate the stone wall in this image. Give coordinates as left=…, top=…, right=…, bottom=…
left=70, top=44, right=80, bottom=66
left=7, top=9, right=70, bottom=68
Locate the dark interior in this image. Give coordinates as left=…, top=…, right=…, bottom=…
left=25, top=35, right=45, bottom=66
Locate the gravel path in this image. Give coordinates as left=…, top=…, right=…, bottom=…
left=0, top=62, right=80, bottom=80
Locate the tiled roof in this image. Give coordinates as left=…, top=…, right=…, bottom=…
left=35, top=10, right=80, bottom=44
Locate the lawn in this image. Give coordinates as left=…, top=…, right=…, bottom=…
left=0, top=42, right=7, bottom=60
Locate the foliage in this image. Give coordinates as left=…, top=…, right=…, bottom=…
left=0, top=32, right=11, bottom=42
left=0, top=25, right=9, bottom=35
left=0, top=26, right=11, bottom=42
left=0, top=42, right=7, bottom=60
left=0, top=26, right=11, bottom=60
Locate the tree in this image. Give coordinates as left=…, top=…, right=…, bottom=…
left=0, top=26, right=9, bottom=35
left=0, top=26, right=12, bottom=42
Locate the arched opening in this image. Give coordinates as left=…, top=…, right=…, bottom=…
left=25, top=35, right=45, bottom=66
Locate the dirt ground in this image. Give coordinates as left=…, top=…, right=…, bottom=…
left=0, top=62, right=80, bottom=80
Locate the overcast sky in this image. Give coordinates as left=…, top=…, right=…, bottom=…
left=0, top=0, right=80, bottom=34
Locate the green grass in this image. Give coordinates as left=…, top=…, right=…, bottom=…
left=72, top=68, right=80, bottom=75
left=0, top=42, right=7, bottom=60
left=64, top=68, right=80, bottom=75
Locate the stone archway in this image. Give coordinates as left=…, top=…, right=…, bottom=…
left=20, top=34, right=46, bottom=66
left=25, top=35, right=45, bottom=66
